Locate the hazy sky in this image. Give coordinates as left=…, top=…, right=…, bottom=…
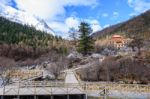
left=0, top=0, right=150, bottom=37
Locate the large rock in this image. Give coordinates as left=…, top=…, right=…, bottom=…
left=42, top=70, right=55, bottom=79
left=101, top=48, right=117, bottom=56
left=67, top=51, right=82, bottom=59
left=91, top=53, right=104, bottom=58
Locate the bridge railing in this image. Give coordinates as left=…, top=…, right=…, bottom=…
left=81, top=82, right=150, bottom=92
left=0, top=81, right=85, bottom=95
left=1, top=81, right=150, bottom=94
left=8, top=81, right=83, bottom=88
left=11, top=81, right=150, bottom=92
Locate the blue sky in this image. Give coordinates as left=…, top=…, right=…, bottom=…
left=0, top=0, right=150, bottom=37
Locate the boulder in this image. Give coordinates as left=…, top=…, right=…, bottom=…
left=67, top=51, right=83, bottom=59
left=42, top=70, right=55, bottom=80
left=91, top=53, right=104, bottom=58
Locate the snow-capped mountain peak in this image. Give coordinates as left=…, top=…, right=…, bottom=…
left=0, top=4, right=55, bottom=35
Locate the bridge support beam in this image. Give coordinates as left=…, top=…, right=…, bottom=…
left=50, top=95, right=53, bottom=99
left=84, top=94, right=87, bottom=99
left=34, top=95, right=36, bottom=99
left=67, top=95, right=69, bottom=99
left=17, top=95, right=20, bottom=99
left=1, top=96, right=4, bottom=99
left=0, top=94, right=87, bottom=99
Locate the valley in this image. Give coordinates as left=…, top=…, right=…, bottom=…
left=0, top=2, right=150, bottom=99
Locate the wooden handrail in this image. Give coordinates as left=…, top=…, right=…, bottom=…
left=9, top=81, right=149, bottom=92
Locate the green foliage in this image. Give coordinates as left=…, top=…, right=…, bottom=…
left=59, top=47, right=68, bottom=55
left=78, top=22, right=94, bottom=55
left=0, top=17, right=54, bottom=48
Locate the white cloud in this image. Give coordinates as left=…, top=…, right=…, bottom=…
left=113, top=12, right=119, bottom=16
left=13, top=0, right=98, bottom=20
left=129, top=12, right=137, bottom=17
left=14, top=0, right=65, bottom=20
left=48, top=17, right=80, bottom=36
left=103, top=24, right=110, bottom=28
left=48, top=17, right=102, bottom=37
left=48, top=21, right=69, bottom=38
left=128, top=0, right=150, bottom=15
left=102, top=13, right=109, bottom=17
left=111, top=11, right=119, bottom=20
left=65, top=17, right=102, bottom=32
left=88, top=19, right=102, bottom=32
left=65, top=17, right=80, bottom=29
left=0, top=0, right=101, bottom=38
left=47, top=17, right=80, bottom=38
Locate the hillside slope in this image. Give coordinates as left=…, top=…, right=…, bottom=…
left=0, top=17, right=68, bottom=66
left=93, top=10, right=150, bottom=39
left=0, top=4, right=55, bottom=35
left=0, top=16, right=54, bottom=48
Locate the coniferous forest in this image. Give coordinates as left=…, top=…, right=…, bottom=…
left=0, top=17, right=68, bottom=64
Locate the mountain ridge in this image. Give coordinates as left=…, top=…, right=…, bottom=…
left=0, top=4, right=55, bottom=35
left=93, top=10, right=150, bottom=39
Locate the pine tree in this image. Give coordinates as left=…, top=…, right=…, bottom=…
left=78, top=22, right=94, bottom=55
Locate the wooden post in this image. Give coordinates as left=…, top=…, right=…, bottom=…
left=103, top=87, right=107, bottom=99
left=34, top=81, right=37, bottom=99
left=1, top=95, right=4, bottom=99
left=84, top=94, right=87, bottom=99
left=67, top=83, right=69, bottom=94
left=84, top=83, right=86, bottom=91
left=50, top=86, right=53, bottom=95
left=17, top=80, right=20, bottom=99
left=2, top=83, right=5, bottom=99
left=67, top=95, right=69, bottom=99
left=84, top=83, right=87, bottom=99
left=50, top=95, right=53, bottom=99
left=34, top=95, right=37, bottom=99
left=1, top=84, right=4, bottom=99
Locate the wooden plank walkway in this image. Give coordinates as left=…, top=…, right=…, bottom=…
left=1, top=69, right=150, bottom=96
left=0, top=81, right=150, bottom=96
left=0, top=81, right=84, bottom=95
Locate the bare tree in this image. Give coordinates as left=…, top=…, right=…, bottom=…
left=101, top=57, right=117, bottom=81
left=96, top=64, right=103, bottom=81
left=128, top=37, right=143, bottom=54
left=69, top=27, right=78, bottom=46
left=48, top=55, right=68, bottom=80
left=84, top=67, right=91, bottom=81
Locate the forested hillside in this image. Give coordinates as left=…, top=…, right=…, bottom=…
left=0, top=17, right=55, bottom=48
left=93, top=10, right=150, bottom=39
left=0, top=17, right=68, bottom=65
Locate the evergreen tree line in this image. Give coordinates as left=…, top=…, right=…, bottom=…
left=0, top=17, right=68, bottom=60
left=0, top=17, right=63, bottom=48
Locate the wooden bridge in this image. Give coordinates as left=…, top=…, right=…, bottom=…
left=0, top=81, right=86, bottom=99
left=0, top=81, right=150, bottom=98
left=0, top=69, right=150, bottom=99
